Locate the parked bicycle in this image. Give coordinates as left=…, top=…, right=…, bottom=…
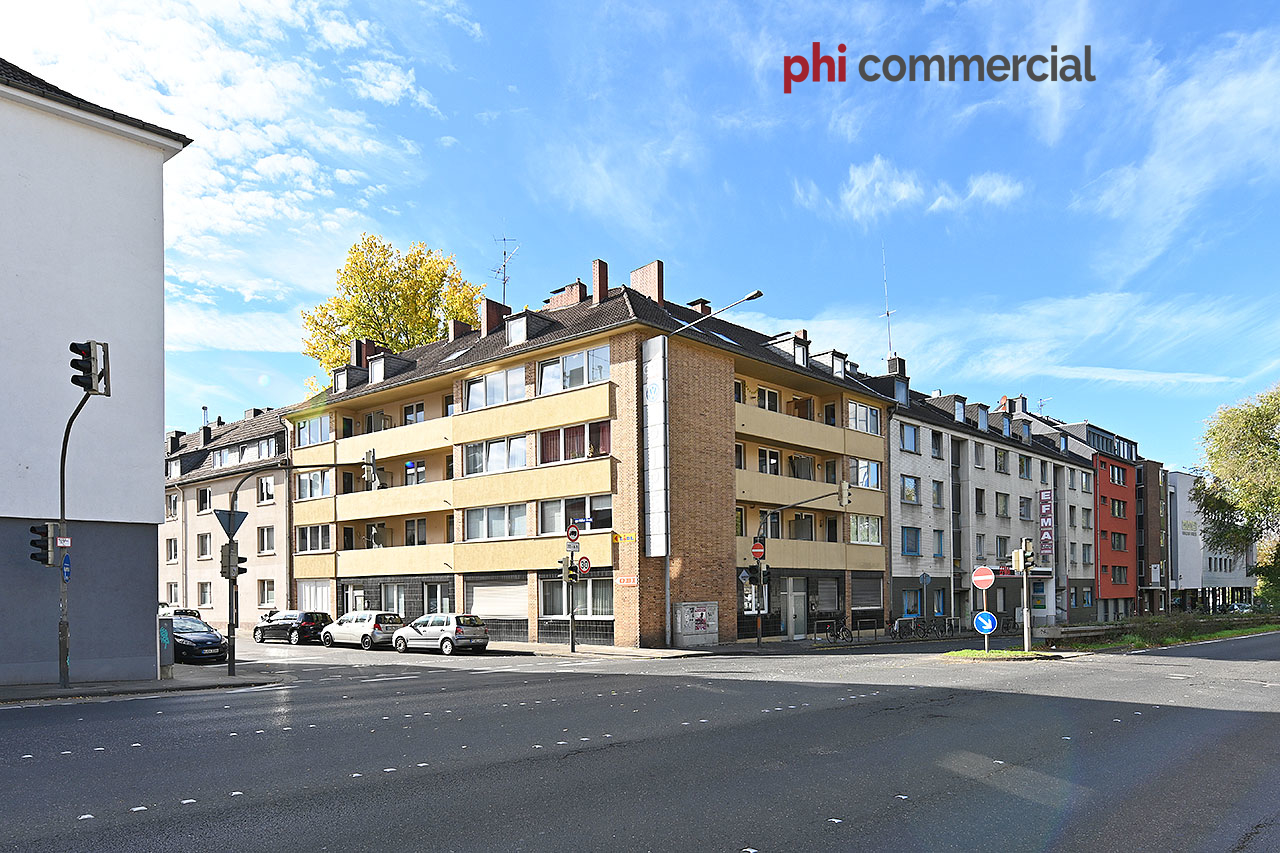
left=825, top=615, right=854, bottom=644
left=999, top=616, right=1020, bottom=635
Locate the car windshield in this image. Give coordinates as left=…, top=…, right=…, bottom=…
left=458, top=615, right=484, bottom=627
left=172, top=616, right=214, bottom=633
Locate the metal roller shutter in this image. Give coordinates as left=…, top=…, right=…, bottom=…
left=851, top=572, right=883, bottom=608
left=465, top=578, right=527, bottom=619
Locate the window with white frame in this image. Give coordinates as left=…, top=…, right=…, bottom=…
left=758, top=448, right=781, bottom=475
left=974, top=488, right=986, bottom=514
left=507, top=315, right=527, bottom=346
left=1111, top=499, right=1127, bottom=518
left=996, top=536, right=1010, bottom=559
left=1019, top=496, right=1033, bottom=520
left=382, top=583, right=407, bottom=615
left=974, top=443, right=986, bottom=468
left=852, top=459, right=881, bottom=489
left=539, top=420, right=609, bottom=464
left=1069, top=542, right=1078, bottom=563
left=756, top=386, right=780, bottom=412
left=1018, top=454, right=1033, bottom=479
left=1083, top=543, right=1094, bottom=564
left=932, top=480, right=945, bottom=507
left=167, top=459, right=181, bottom=479
left=996, top=492, right=1010, bottom=517
left=464, top=504, right=528, bottom=540
left=1040, top=460, right=1049, bottom=483
left=1111, top=532, right=1127, bottom=551
left=296, top=525, right=332, bottom=553
left=257, top=526, right=275, bottom=554
left=196, top=533, right=211, bottom=559
left=975, top=532, right=986, bottom=556
left=758, top=510, right=781, bottom=539
left=1082, top=508, right=1093, bottom=528
left=295, top=415, right=329, bottom=447
left=404, top=460, right=428, bottom=485
left=197, top=487, right=211, bottom=513
left=537, top=345, right=609, bottom=395
left=465, top=366, right=526, bottom=412
left=901, top=422, right=919, bottom=453
left=404, top=518, right=428, bottom=546
left=166, top=538, right=178, bottom=562
left=297, top=470, right=332, bottom=500
left=539, top=495, right=612, bottom=534
left=211, top=446, right=239, bottom=469
left=166, top=582, right=179, bottom=603
left=851, top=514, right=881, bottom=545
left=901, top=475, right=921, bottom=504
left=1081, top=472, right=1093, bottom=493
left=733, top=379, right=745, bottom=403
left=198, top=582, right=212, bottom=606
left=789, top=512, right=815, bottom=541
left=848, top=402, right=881, bottom=435
left=995, top=448, right=1009, bottom=473
left=1110, top=465, right=1127, bottom=486
left=1069, top=469, right=1077, bottom=489
left=931, top=431, right=944, bottom=458
left=465, top=436, right=527, bottom=475
left=933, top=529, right=945, bottom=557
left=257, top=476, right=274, bottom=504
left=403, top=402, right=425, bottom=425
left=258, top=436, right=276, bottom=458
left=258, top=579, right=275, bottom=607
left=541, top=575, right=613, bottom=617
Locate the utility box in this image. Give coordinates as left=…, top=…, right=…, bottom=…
left=674, top=601, right=718, bottom=647
left=157, top=616, right=174, bottom=679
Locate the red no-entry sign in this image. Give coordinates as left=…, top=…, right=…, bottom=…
left=973, top=566, right=995, bottom=590
left=750, top=541, right=766, bottom=560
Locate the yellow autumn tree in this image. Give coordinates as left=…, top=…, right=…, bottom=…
left=302, top=234, right=483, bottom=381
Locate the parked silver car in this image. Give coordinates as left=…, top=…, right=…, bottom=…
left=392, top=613, right=489, bottom=655
left=321, top=610, right=403, bottom=650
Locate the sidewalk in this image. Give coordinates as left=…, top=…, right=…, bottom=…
left=0, top=665, right=279, bottom=705
left=488, top=640, right=710, bottom=659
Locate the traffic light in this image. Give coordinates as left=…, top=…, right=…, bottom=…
left=361, top=449, right=380, bottom=489
left=746, top=565, right=760, bottom=585
left=838, top=480, right=853, bottom=506
left=29, top=522, right=58, bottom=566
left=219, top=541, right=247, bottom=579
left=559, top=555, right=576, bottom=583
left=69, top=340, right=110, bottom=395
left=1021, top=537, right=1036, bottom=569
left=760, top=566, right=771, bottom=587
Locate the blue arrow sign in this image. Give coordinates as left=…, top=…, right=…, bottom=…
left=62, top=554, right=71, bottom=583
left=974, top=611, right=997, bottom=635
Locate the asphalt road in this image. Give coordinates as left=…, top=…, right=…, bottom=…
left=3, top=633, right=1278, bottom=852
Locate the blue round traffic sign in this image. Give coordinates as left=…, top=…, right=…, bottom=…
left=973, top=611, right=997, bottom=635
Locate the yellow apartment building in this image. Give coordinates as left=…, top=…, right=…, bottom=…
left=286, top=260, right=891, bottom=648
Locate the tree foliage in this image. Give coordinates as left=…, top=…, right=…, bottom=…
left=1191, top=383, right=1280, bottom=587
left=302, top=233, right=483, bottom=375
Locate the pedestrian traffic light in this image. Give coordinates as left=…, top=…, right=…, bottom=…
left=29, top=522, right=58, bottom=566
left=760, top=566, right=771, bottom=586
left=69, top=340, right=110, bottom=395
left=838, top=480, right=853, bottom=506
left=219, top=541, right=247, bottom=579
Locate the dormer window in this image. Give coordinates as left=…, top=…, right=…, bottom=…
left=1002, top=416, right=1011, bottom=437
left=794, top=339, right=808, bottom=367
left=894, top=380, right=908, bottom=406
left=508, top=316, right=527, bottom=346
left=369, top=358, right=385, bottom=384
left=832, top=356, right=845, bottom=379
left=978, top=408, right=988, bottom=431
left=954, top=400, right=965, bottom=422
left=333, top=369, right=347, bottom=393
left=1021, top=422, right=1031, bottom=442
left=1060, top=435, right=1068, bottom=453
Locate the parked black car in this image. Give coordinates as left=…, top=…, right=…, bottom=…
left=171, top=615, right=229, bottom=663
left=252, top=610, right=334, bottom=645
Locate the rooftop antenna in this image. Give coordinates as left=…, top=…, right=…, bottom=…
left=880, top=239, right=896, bottom=361
left=491, top=235, right=519, bottom=305
left=1038, top=396, right=1053, bottom=415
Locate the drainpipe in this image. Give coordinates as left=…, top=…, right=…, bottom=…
left=278, top=413, right=295, bottom=609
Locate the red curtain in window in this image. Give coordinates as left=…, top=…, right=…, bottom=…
left=589, top=420, right=610, bottom=455
left=564, top=425, right=586, bottom=460
left=540, top=430, right=560, bottom=463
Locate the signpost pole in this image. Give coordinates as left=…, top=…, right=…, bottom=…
left=568, top=547, right=576, bottom=655
left=1023, top=568, right=1032, bottom=653
left=755, top=558, right=763, bottom=648
left=983, top=588, right=989, bottom=653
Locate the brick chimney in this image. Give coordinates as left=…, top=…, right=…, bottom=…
left=796, top=329, right=808, bottom=341
left=630, top=260, right=664, bottom=306
left=448, top=319, right=473, bottom=341
left=480, top=297, right=511, bottom=337
left=688, top=298, right=711, bottom=316
left=547, top=279, right=588, bottom=309
left=592, top=259, right=608, bottom=304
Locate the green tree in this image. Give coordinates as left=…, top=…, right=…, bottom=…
left=1191, top=383, right=1280, bottom=591
left=302, top=233, right=483, bottom=377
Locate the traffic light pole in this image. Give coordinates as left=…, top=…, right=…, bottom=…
left=751, top=486, right=843, bottom=649
left=57, top=390, right=91, bottom=689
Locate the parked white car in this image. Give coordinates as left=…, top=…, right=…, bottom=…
left=392, top=613, right=489, bottom=655
left=321, top=610, right=403, bottom=650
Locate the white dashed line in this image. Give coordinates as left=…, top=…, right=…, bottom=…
left=78, top=814, right=94, bottom=820
left=130, top=806, right=147, bottom=812
left=231, top=791, right=243, bottom=796
left=181, top=799, right=196, bottom=804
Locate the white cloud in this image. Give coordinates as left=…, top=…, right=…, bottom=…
left=929, top=172, right=1026, bottom=212
left=437, top=136, right=459, bottom=148
left=422, top=0, right=485, bottom=40
left=838, top=156, right=925, bottom=225
left=345, top=60, right=444, bottom=117
left=1074, top=29, right=1280, bottom=281
left=165, top=302, right=307, bottom=352
left=314, top=12, right=373, bottom=51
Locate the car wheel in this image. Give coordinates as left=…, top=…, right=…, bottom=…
left=321, top=632, right=334, bottom=647
left=440, top=637, right=455, bottom=656
left=361, top=634, right=373, bottom=650
left=394, top=637, right=408, bottom=653
left=252, top=627, right=264, bottom=643
left=288, top=629, right=301, bottom=645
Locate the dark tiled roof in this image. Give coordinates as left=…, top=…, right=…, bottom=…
left=863, top=376, right=1093, bottom=467
left=0, top=57, right=191, bottom=147
left=165, top=405, right=298, bottom=486
left=320, top=286, right=892, bottom=407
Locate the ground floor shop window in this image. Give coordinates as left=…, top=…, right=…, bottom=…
left=382, top=583, right=406, bottom=615
left=424, top=581, right=450, bottom=614
left=540, top=576, right=613, bottom=617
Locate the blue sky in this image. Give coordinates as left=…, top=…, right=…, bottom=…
left=5, top=1, right=1279, bottom=471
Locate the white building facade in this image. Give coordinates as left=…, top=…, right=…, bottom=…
left=1166, top=470, right=1257, bottom=610
left=1, top=58, right=188, bottom=684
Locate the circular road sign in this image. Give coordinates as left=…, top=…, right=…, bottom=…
left=972, top=566, right=995, bottom=590
left=566, top=524, right=580, bottom=543
left=750, top=541, right=766, bottom=560
left=578, top=557, right=591, bottom=575
left=973, top=611, right=998, bottom=635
